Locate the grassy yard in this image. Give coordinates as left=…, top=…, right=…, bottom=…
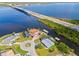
left=15, top=32, right=32, bottom=42
left=36, top=42, right=73, bottom=56
left=35, top=42, right=49, bottom=56
left=0, top=34, right=12, bottom=42
left=12, top=44, right=28, bottom=55
left=36, top=44, right=61, bottom=56
left=36, top=48, right=49, bottom=56
left=0, top=45, right=12, bottom=51
left=34, top=39, right=40, bottom=43
left=0, top=44, right=28, bottom=55
left=15, top=32, right=26, bottom=42
left=48, top=45, right=61, bottom=56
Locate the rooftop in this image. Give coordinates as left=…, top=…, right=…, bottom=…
left=41, top=38, right=54, bottom=48
left=28, top=28, right=39, bottom=34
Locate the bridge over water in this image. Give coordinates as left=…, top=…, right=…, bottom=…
left=10, top=6, right=79, bottom=32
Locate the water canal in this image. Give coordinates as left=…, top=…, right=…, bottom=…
left=0, top=3, right=79, bottom=55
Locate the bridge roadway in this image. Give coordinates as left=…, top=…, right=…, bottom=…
left=11, top=6, right=79, bottom=32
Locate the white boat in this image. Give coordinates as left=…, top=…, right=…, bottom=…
left=43, top=29, right=48, bottom=34
left=55, top=37, right=60, bottom=41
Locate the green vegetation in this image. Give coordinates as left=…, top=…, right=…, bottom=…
left=0, top=34, right=12, bottom=42
left=36, top=44, right=61, bottom=56
left=48, top=45, right=56, bottom=52
left=0, top=45, right=12, bottom=51
left=15, top=32, right=32, bottom=42
left=35, top=32, right=61, bottom=56
left=48, top=44, right=62, bottom=56
left=34, top=39, right=40, bottom=43
left=38, top=43, right=45, bottom=48
left=40, top=33, right=51, bottom=39
left=35, top=43, right=49, bottom=56
left=15, top=32, right=26, bottom=42
left=60, top=19, right=79, bottom=25
left=13, top=44, right=28, bottom=55
left=0, top=38, right=3, bottom=42
left=35, top=43, right=45, bottom=49
left=0, top=2, right=27, bottom=6
left=36, top=48, right=49, bottom=56
left=56, top=42, right=73, bottom=54
left=38, top=19, right=79, bottom=45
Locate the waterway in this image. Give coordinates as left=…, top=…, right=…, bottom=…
left=0, top=6, right=55, bottom=35
left=1, top=3, right=79, bottom=35
left=0, top=3, right=79, bottom=55
left=22, top=3, right=79, bottom=20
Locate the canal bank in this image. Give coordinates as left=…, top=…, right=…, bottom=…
left=38, top=19, right=79, bottom=55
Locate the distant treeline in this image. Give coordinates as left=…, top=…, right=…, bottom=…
left=0, top=2, right=52, bottom=6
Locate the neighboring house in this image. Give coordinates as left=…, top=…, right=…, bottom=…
left=28, top=28, right=40, bottom=38
left=41, top=38, right=54, bottom=48
left=14, top=33, right=20, bottom=37
left=1, top=33, right=20, bottom=44
left=24, top=31, right=29, bottom=37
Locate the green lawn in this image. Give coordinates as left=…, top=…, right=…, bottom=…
left=13, top=44, right=28, bottom=55
left=34, top=39, right=40, bottom=43
left=36, top=48, right=49, bottom=56
left=48, top=45, right=61, bottom=56
left=36, top=44, right=60, bottom=56
left=15, top=32, right=32, bottom=42
left=0, top=45, right=12, bottom=51
left=0, top=34, right=12, bottom=42
left=0, top=44, right=28, bottom=55
left=15, top=32, right=26, bottom=42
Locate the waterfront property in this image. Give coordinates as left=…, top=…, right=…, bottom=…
left=41, top=38, right=54, bottom=48
left=1, top=33, right=20, bottom=44
left=0, top=3, right=79, bottom=56
left=0, top=28, right=76, bottom=56
left=28, top=28, right=40, bottom=38
left=24, top=31, right=29, bottom=37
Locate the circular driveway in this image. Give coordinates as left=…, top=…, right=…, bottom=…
left=20, top=40, right=37, bottom=56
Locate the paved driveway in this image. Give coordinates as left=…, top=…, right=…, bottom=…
left=20, top=40, right=37, bottom=56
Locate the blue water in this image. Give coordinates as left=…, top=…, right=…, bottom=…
left=22, top=3, right=79, bottom=20
left=0, top=7, right=49, bottom=35
left=0, top=3, right=79, bottom=35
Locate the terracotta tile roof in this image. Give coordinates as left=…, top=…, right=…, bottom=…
left=29, top=28, right=39, bottom=34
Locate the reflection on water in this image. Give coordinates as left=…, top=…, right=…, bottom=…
left=0, top=7, right=50, bottom=35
